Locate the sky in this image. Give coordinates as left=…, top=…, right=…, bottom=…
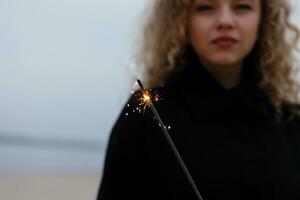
left=0, top=0, right=299, bottom=172
left=0, top=0, right=148, bottom=172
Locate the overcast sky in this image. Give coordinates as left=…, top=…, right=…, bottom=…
left=0, top=0, right=149, bottom=142
left=0, top=0, right=149, bottom=171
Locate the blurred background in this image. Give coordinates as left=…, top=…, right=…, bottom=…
left=0, top=0, right=300, bottom=199
left=0, top=0, right=147, bottom=199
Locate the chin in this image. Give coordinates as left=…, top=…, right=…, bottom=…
left=211, top=60, right=239, bottom=68
left=210, top=56, right=240, bottom=67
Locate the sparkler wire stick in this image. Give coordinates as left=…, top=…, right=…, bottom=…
left=136, top=79, right=204, bottom=200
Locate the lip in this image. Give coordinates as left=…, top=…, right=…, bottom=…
left=212, top=36, right=238, bottom=47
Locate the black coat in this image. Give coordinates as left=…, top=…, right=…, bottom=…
left=97, top=59, right=300, bottom=200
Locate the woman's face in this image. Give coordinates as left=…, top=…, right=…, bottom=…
left=187, top=0, right=261, bottom=68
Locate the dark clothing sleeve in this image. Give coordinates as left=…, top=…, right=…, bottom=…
left=97, top=94, right=150, bottom=200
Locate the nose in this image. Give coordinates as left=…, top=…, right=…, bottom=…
left=216, top=6, right=235, bottom=31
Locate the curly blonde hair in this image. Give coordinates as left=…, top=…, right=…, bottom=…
left=135, top=0, right=300, bottom=117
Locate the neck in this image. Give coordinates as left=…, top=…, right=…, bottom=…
left=199, top=60, right=242, bottom=89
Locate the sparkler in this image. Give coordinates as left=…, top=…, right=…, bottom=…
left=136, top=79, right=204, bottom=200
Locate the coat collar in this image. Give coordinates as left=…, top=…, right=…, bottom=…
left=166, top=53, right=277, bottom=122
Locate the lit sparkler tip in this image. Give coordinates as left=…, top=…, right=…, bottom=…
left=143, top=93, right=151, bottom=101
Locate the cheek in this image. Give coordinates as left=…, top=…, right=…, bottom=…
left=188, top=19, right=210, bottom=47
left=242, top=18, right=260, bottom=44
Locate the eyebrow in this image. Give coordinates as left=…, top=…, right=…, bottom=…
left=193, top=0, right=256, bottom=5
left=234, top=0, right=255, bottom=3
left=195, top=0, right=255, bottom=3
left=194, top=0, right=215, bottom=3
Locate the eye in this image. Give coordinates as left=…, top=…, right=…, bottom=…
left=235, top=4, right=252, bottom=11
left=196, top=4, right=214, bottom=12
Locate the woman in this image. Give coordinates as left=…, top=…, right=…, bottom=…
left=97, top=0, right=300, bottom=199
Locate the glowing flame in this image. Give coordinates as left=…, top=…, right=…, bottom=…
left=135, top=89, right=160, bottom=112
left=143, top=93, right=151, bottom=103
left=138, top=91, right=152, bottom=110
left=132, top=80, right=162, bottom=114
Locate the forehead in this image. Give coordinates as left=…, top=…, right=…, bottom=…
left=193, top=0, right=257, bottom=3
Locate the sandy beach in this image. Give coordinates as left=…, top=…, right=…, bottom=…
left=0, top=173, right=101, bottom=200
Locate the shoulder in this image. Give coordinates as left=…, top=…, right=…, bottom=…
left=112, top=90, right=148, bottom=129
left=105, top=90, right=156, bottom=154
